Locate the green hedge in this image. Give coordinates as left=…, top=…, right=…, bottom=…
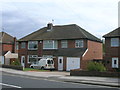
left=87, top=62, right=106, bottom=72
left=1, top=65, right=23, bottom=70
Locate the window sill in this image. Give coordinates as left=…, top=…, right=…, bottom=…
left=43, top=48, right=58, bottom=50
left=28, top=49, right=38, bottom=50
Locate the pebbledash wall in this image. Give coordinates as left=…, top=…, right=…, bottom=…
left=18, top=39, right=103, bottom=71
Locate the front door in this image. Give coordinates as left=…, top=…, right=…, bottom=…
left=112, top=57, right=118, bottom=68
left=58, top=57, right=63, bottom=71
left=21, top=56, right=25, bottom=67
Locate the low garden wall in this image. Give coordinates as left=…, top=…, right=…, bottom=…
left=70, top=70, right=120, bottom=77
left=1, top=65, right=23, bottom=70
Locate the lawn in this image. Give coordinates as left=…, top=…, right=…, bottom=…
left=23, top=68, right=50, bottom=72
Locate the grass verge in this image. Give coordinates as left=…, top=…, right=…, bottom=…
left=23, top=68, right=50, bottom=72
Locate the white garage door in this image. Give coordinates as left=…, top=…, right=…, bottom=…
left=66, top=57, right=80, bottom=71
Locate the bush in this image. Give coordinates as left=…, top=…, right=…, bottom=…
left=11, top=59, right=21, bottom=66
left=87, top=62, right=106, bottom=72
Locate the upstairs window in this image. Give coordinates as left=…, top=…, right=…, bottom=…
left=21, top=42, right=26, bottom=48
left=16, top=42, right=19, bottom=50
left=75, top=40, right=84, bottom=48
left=61, top=40, right=68, bottom=48
left=43, top=40, right=58, bottom=49
left=111, top=38, right=119, bottom=47
left=28, top=41, right=38, bottom=50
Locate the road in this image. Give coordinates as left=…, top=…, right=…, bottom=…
left=1, top=72, right=118, bottom=89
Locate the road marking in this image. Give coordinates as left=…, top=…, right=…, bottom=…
left=0, top=83, right=22, bottom=88
left=2, top=73, right=116, bottom=88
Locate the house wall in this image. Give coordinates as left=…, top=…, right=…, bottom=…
left=82, top=40, right=103, bottom=60
left=18, top=39, right=102, bottom=70
left=104, top=37, right=120, bottom=71
left=18, top=41, right=43, bottom=67
left=81, top=40, right=103, bottom=70
left=2, top=44, right=13, bottom=52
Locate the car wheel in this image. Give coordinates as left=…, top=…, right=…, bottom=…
left=31, top=66, right=34, bottom=68
left=41, top=67, right=44, bottom=70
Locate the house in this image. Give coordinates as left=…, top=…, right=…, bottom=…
left=103, top=27, right=120, bottom=71
left=18, top=23, right=103, bottom=71
left=0, top=32, right=18, bottom=65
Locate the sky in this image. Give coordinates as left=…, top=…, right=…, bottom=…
left=1, top=0, right=119, bottom=39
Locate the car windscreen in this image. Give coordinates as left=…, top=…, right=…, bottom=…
left=47, top=60, right=54, bottom=64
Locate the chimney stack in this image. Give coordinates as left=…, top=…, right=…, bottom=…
left=47, top=23, right=53, bottom=31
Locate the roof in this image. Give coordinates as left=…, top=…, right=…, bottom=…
left=103, top=27, right=120, bottom=38
left=18, top=24, right=102, bottom=42
left=0, top=32, right=15, bottom=44
left=53, top=48, right=87, bottom=57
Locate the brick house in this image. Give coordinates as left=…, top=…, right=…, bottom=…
left=18, top=23, right=103, bottom=71
left=103, top=27, right=120, bottom=71
left=0, top=32, right=18, bottom=64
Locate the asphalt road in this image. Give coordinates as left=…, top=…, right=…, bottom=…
left=1, top=72, right=117, bottom=89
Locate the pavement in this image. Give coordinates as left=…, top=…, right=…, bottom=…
left=0, top=68, right=120, bottom=87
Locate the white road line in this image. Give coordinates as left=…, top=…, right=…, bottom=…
left=0, top=83, right=22, bottom=88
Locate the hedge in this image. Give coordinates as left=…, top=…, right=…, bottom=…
left=1, top=65, right=23, bottom=70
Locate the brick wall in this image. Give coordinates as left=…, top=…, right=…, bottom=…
left=82, top=40, right=103, bottom=61
left=3, top=44, right=13, bottom=52
left=104, top=38, right=120, bottom=71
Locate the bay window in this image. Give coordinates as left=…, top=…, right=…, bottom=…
left=28, top=55, right=38, bottom=63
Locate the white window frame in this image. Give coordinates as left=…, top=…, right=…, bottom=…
left=111, top=38, right=119, bottom=47
left=43, top=40, right=58, bottom=49
left=75, top=40, right=84, bottom=48
left=28, top=41, right=38, bottom=50
left=61, top=40, right=68, bottom=48
left=21, top=42, right=26, bottom=48
left=112, top=57, right=119, bottom=68
left=27, top=55, right=38, bottom=63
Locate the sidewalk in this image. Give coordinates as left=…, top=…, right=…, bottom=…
left=0, top=68, right=119, bottom=87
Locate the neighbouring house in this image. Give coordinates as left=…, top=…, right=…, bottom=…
left=0, top=32, right=18, bottom=65
left=18, top=23, right=103, bottom=71
left=103, top=27, right=120, bottom=71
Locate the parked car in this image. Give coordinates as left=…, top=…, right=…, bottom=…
left=30, top=58, right=55, bottom=70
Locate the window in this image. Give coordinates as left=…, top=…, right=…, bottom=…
left=112, top=57, right=118, bottom=68
left=16, top=42, right=19, bottom=50
left=21, top=42, right=26, bottom=48
left=59, top=59, right=62, bottom=63
left=43, top=40, right=58, bottom=49
left=28, top=41, right=38, bottom=50
left=28, top=55, right=38, bottom=63
left=111, top=38, right=119, bottom=47
left=75, top=40, right=84, bottom=48
left=47, top=60, right=53, bottom=64
left=61, top=40, right=68, bottom=48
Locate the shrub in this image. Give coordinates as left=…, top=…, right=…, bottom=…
left=11, top=59, right=21, bottom=66
left=87, top=62, right=106, bottom=72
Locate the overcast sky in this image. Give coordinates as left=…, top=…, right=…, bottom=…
left=1, top=0, right=119, bottom=39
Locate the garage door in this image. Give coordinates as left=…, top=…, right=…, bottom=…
left=66, top=57, right=80, bottom=71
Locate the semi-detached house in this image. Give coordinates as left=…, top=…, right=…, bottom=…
left=18, top=23, right=103, bottom=71
left=103, top=27, right=120, bottom=71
